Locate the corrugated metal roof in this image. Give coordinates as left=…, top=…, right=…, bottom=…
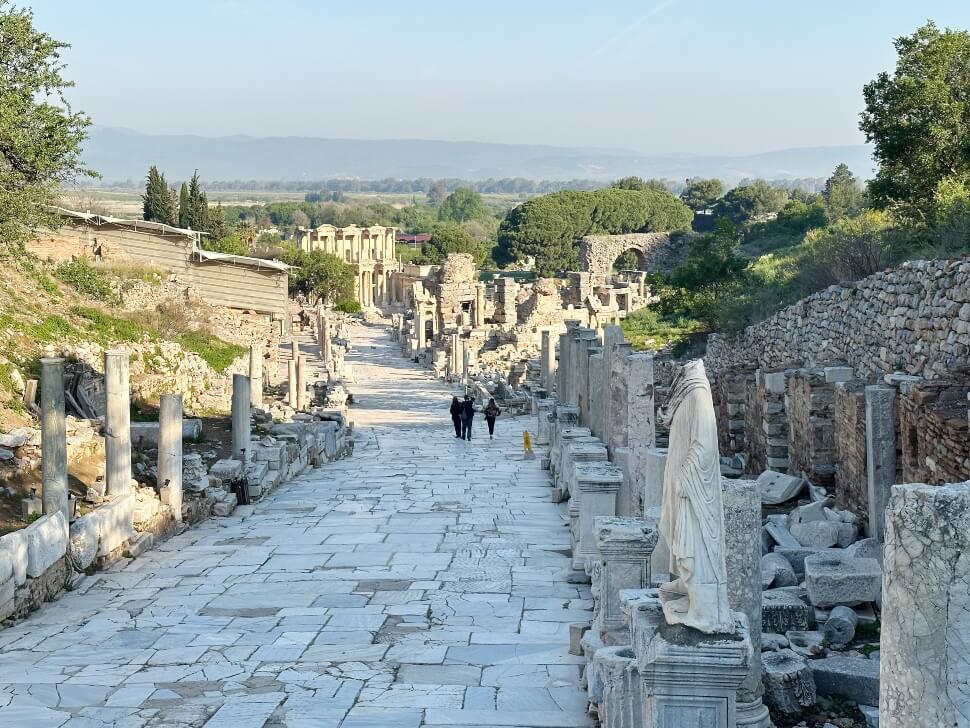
left=52, top=206, right=204, bottom=239
left=53, top=206, right=291, bottom=273
left=195, top=249, right=291, bottom=273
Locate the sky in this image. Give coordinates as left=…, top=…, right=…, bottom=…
left=26, top=0, right=970, bottom=155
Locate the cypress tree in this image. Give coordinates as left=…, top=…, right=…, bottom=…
left=142, top=166, right=175, bottom=225
left=187, top=170, right=210, bottom=232
left=178, top=182, right=190, bottom=228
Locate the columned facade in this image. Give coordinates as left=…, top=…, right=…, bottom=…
left=297, top=224, right=398, bottom=308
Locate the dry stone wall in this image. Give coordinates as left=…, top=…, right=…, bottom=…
left=706, top=259, right=970, bottom=381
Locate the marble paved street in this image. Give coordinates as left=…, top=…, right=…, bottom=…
left=0, top=323, right=592, bottom=728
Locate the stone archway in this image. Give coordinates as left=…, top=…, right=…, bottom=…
left=578, top=232, right=687, bottom=279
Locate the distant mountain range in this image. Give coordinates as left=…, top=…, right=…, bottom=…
left=82, top=127, right=875, bottom=185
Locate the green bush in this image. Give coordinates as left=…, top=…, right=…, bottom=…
left=335, top=299, right=362, bottom=314
left=30, top=314, right=74, bottom=343
left=177, top=330, right=246, bottom=373
left=55, top=259, right=119, bottom=304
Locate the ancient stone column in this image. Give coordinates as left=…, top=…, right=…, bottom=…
left=722, top=478, right=771, bottom=728
left=588, top=349, right=606, bottom=439
left=249, top=344, right=263, bottom=410
left=287, top=359, right=298, bottom=408
left=415, top=309, right=426, bottom=351
left=473, top=282, right=486, bottom=327
left=880, top=482, right=970, bottom=727
left=644, top=447, right=669, bottom=577
left=290, top=338, right=299, bottom=361
left=104, top=349, right=132, bottom=497
left=607, top=343, right=632, bottom=459
left=600, top=326, right=625, bottom=455
left=461, top=339, right=470, bottom=380
left=865, top=385, right=896, bottom=540
left=540, top=330, right=556, bottom=394
left=296, top=354, right=308, bottom=410
left=576, top=329, right=599, bottom=426
left=40, top=357, right=68, bottom=518
left=158, top=393, right=183, bottom=522
left=231, top=373, right=251, bottom=461
left=627, top=352, right=656, bottom=516
left=450, top=333, right=460, bottom=377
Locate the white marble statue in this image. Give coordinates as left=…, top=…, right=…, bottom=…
left=657, top=358, right=732, bottom=633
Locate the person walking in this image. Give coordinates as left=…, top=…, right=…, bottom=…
left=484, top=398, right=501, bottom=440
left=449, top=396, right=463, bottom=438
left=461, top=394, right=476, bottom=441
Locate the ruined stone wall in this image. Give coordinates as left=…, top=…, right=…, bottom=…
left=786, top=369, right=838, bottom=487
left=834, top=381, right=868, bottom=520
left=578, top=232, right=689, bottom=280
left=898, top=379, right=970, bottom=485
left=706, top=259, right=970, bottom=382
left=743, top=370, right=789, bottom=475
left=517, top=278, right=566, bottom=327
left=714, top=371, right=751, bottom=455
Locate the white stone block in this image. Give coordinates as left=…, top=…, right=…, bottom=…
left=25, top=511, right=68, bottom=578
left=93, top=493, right=136, bottom=557
left=763, top=371, right=787, bottom=394
left=0, top=528, right=28, bottom=586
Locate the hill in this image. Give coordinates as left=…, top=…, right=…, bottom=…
left=81, top=127, right=875, bottom=185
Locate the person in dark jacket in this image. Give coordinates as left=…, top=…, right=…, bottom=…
left=484, top=398, right=501, bottom=439
left=449, top=396, right=463, bottom=438
left=461, top=395, right=476, bottom=441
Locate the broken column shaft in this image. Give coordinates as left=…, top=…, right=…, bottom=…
left=231, top=373, right=251, bottom=461
left=158, top=393, right=183, bottom=522
left=105, top=349, right=132, bottom=497
left=40, top=357, right=68, bottom=518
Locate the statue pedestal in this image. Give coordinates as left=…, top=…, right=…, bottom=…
left=628, top=593, right=751, bottom=728
left=592, top=516, right=658, bottom=645
left=573, top=463, right=623, bottom=570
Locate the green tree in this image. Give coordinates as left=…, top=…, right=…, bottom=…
left=612, top=176, right=667, bottom=192
left=931, top=174, right=970, bottom=251
left=393, top=204, right=437, bottom=233
left=422, top=223, right=488, bottom=267
left=426, top=182, right=447, bottom=206
left=0, top=1, right=94, bottom=253
left=142, top=166, right=175, bottom=225
left=495, top=188, right=693, bottom=276
left=713, top=180, right=789, bottom=225
left=438, top=187, right=488, bottom=223
left=282, top=248, right=356, bottom=306
left=822, top=164, right=863, bottom=221
left=186, top=170, right=209, bottom=231
left=680, top=178, right=724, bottom=212
left=177, top=182, right=190, bottom=228
left=202, top=232, right=248, bottom=256
left=663, top=219, right=749, bottom=331
left=860, top=22, right=970, bottom=220
left=800, top=210, right=903, bottom=287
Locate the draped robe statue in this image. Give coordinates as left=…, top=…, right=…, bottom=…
left=657, top=359, right=732, bottom=634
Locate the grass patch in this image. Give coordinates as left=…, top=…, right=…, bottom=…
left=95, top=261, right=166, bottom=285
left=29, top=314, right=75, bottom=343
left=178, top=330, right=246, bottom=373
left=621, top=307, right=705, bottom=352
left=70, top=306, right=153, bottom=344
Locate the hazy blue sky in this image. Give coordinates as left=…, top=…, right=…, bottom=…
left=26, top=0, right=970, bottom=154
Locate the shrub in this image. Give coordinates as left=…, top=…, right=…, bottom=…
left=335, top=299, right=362, bottom=314
left=55, top=259, right=119, bottom=304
